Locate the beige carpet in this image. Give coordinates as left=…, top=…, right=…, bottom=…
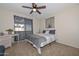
left=5, top=40, right=79, bottom=56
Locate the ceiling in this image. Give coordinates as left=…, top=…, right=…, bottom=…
left=0, top=3, right=78, bottom=19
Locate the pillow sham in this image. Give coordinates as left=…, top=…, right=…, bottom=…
left=49, top=30, right=55, bottom=34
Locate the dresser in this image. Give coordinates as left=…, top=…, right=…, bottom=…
left=0, top=35, right=12, bottom=48
left=0, top=34, right=19, bottom=48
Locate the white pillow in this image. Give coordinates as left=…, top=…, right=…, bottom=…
left=45, top=30, right=49, bottom=34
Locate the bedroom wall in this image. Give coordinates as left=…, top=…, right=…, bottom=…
left=0, top=9, right=39, bottom=34
left=38, top=19, right=45, bottom=33
left=55, top=5, right=79, bottom=48
left=0, top=9, right=13, bottom=33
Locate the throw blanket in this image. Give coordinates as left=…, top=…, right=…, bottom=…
left=26, top=34, right=46, bottom=48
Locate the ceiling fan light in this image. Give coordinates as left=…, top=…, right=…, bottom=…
left=33, top=8, right=36, bottom=11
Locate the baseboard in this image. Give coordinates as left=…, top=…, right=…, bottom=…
left=56, top=40, right=79, bottom=49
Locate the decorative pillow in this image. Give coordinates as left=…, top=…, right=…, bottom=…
left=45, top=30, right=49, bottom=34
left=42, top=30, right=49, bottom=34
left=49, top=30, right=55, bottom=34
left=42, top=30, right=46, bottom=33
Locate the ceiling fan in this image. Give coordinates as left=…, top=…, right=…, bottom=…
left=22, top=3, right=46, bottom=14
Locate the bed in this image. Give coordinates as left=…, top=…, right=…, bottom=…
left=26, top=28, right=56, bottom=54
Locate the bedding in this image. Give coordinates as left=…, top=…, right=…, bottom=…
left=36, top=33, right=55, bottom=47
left=26, top=34, right=46, bottom=48
left=26, top=33, right=55, bottom=54
left=26, top=28, right=56, bottom=54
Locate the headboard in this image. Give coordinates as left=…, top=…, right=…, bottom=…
left=43, top=28, right=55, bottom=34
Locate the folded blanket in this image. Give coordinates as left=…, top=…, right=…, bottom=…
left=26, top=34, right=46, bottom=48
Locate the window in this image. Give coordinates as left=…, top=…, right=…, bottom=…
left=14, top=24, right=24, bottom=31
left=14, top=15, right=33, bottom=40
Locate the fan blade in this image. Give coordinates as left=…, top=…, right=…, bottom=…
left=30, top=10, right=33, bottom=14
left=37, top=6, right=46, bottom=9
left=36, top=10, right=41, bottom=14
left=22, top=6, right=32, bottom=9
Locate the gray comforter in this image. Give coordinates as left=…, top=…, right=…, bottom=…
left=26, top=34, right=46, bottom=48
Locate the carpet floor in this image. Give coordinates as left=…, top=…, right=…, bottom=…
left=5, top=40, right=79, bottom=56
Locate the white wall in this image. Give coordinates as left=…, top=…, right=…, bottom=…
left=33, top=18, right=40, bottom=33
left=39, top=19, right=45, bottom=33
left=55, top=5, right=79, bottom=48
left=0, top=9, right=14, bottom=33
left=0, top=9, right=39, bottom=34
left=33, top=18, right=45, bottom=33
